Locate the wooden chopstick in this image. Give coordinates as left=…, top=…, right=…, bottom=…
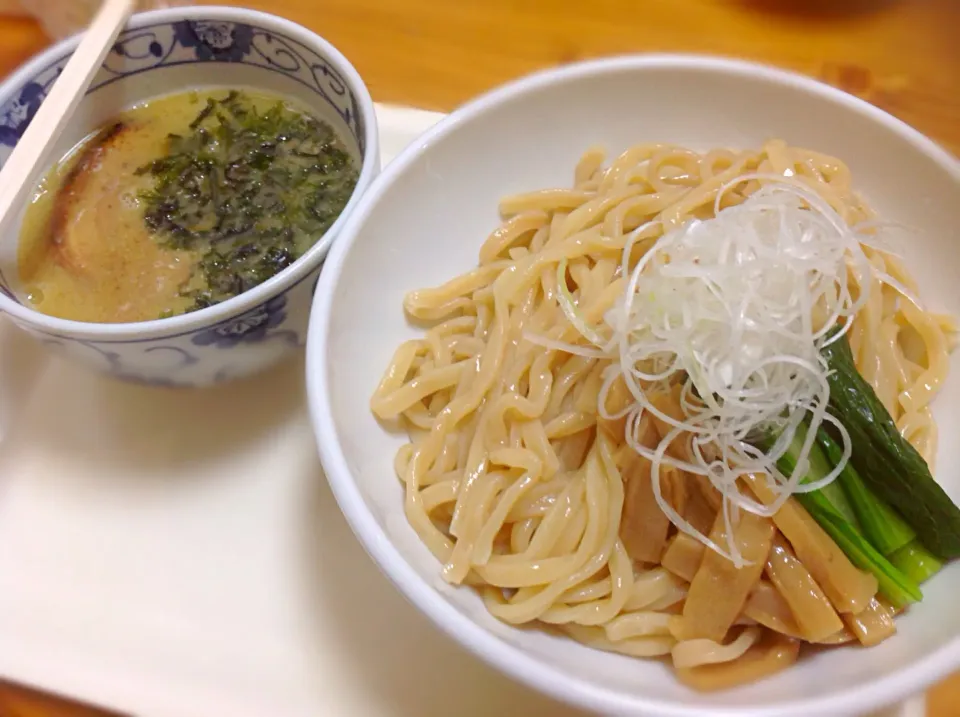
left=0, top=0, right=134, bottom=223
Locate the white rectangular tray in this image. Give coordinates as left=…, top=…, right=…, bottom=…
left=0, top=104, right=925, bottom=717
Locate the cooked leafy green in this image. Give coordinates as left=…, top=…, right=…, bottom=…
left=890, top=541, right=943, bottom=584
left=136, top=90, right=358, bottom=314
left=822, top=331, right=960, bottom=559
left=768, top=421, right=922, bottom=608
left=816, top=427, right=915, bottom=557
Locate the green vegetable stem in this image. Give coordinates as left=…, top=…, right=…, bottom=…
left=816, top=427, right=915, bottom=557
left=822, top=331, right=960, bottom=559
left=768, top=421, right=922, bottom=608
left=890, top=541, right=944, bottom=585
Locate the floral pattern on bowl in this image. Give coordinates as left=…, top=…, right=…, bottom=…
left=0, top=8, right=378, bottom=387
left=192, top=295, right=296, bottom=349
left=0, top=19, right=365, bottom=154
left=13, top=263, right=320, bottom=388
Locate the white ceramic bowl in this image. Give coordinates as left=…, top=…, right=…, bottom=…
left=307, top=55, right=960, bottom=716
left=0, top=6, right=378, bottom=387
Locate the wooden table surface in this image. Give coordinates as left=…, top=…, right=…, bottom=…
left=0, top=1, right=957, bottom=715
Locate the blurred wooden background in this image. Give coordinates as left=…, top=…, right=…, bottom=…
left=0, top=0, right=956, bottom=715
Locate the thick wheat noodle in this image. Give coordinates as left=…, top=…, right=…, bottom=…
left=672, top=626, right=763, bottom=669
left=370, top=139, right=954, bottom=689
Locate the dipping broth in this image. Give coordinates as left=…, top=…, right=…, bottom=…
left=18, top=89, right=359, bottom=323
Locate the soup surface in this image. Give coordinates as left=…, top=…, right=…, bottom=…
left=18, top=89, right=358, bottom=323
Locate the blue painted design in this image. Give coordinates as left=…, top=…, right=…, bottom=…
left=192, top=295, right=288, bottom=348
left=40, top=337, right=124, bottom=371
left=0, top=19, right=365, bottom=153
left=112, top=31, right=170, bottom=62
left=0, top=81, right=45, bottom=147
left=173, top=20, right=254, bottom=63
left=144, top=344, right=200, bottom=368
left=38, top=333, right=201, bottom=386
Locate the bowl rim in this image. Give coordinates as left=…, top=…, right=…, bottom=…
left=307, top=52, right=960, bottom=717
left=0, top=4, right=379, bottom=340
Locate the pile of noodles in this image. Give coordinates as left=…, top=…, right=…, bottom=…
left=371, top=139, right=956, bottom=690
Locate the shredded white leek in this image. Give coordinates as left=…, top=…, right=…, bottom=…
left=551, top=176, right=898, bottom=567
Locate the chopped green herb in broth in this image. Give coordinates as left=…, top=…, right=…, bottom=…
left=137, top=90, right=358, bottom=313
left=17, top=88, right=358, bottom=324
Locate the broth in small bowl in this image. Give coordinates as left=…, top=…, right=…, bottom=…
left=20, top=89, right=359, bottom=324
left=0, top=6, right=378, bottom=387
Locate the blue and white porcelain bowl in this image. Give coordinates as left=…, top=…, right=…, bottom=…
left=0, top=6, right=379, bottom=388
